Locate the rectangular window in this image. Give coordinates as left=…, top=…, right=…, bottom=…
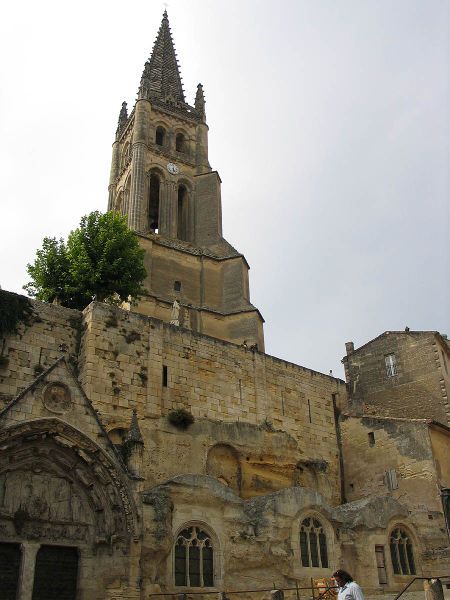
left=368, top=432, right=375, bottom=446
left=375, top=545, right=388, bottom=584
left=385, top=469, right=398, bottom=491
left=385, top=354, right=397, bottom=377
left=162, top=365, right=168, bottom=387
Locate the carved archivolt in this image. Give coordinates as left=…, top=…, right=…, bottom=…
left=0, top=418, right=137, bottom=550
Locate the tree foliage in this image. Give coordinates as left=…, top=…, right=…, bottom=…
left=24, top=211, right=147, bottom=310
left=0, top=290, right=34, bottom=339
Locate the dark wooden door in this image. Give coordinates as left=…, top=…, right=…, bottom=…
left=32, top=545, right=78, bottom=600
left=0, top=542, right=21, bottom=600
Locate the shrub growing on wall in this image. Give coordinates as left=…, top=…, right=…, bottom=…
left=167, top=408, right=195, bottom=430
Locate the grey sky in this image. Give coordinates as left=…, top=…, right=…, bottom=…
left=1, top=0, right=449, bottom=378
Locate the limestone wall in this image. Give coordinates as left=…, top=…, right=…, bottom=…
left=136, top=236, right=264, bottom=349
left=77, top=302, right=345, bottom=501
left=0, top=298, right=81, bottom=405
left=340, top=415, right=450, bottom=572
left=343, top=332, right=449, bottom=424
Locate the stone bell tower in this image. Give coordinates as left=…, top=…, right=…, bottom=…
left=108, top=11, right=264, bottom=350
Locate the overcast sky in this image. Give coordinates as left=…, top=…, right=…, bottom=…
left=1, top=0, right=449, bottom=378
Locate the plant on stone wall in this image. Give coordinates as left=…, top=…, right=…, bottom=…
left=260, top=417, right=275, bottom=432
left=33, top=364, right=45, bottom=376
left=0, top=290, right=34, bottom=339
left=23, top=211, right=147, bottom=310
left=167, top=408, right=195, bottom=430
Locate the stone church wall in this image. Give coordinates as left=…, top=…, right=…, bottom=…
left=77, top=301, right=346, bottom=502
left=0, top=300, right=81, bottom=407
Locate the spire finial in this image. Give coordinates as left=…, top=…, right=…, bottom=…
left=195, top=83, right=206, bottom=119
left=115, top=101, right=128, bottom=139
left=127, top=408, right=143, bottom=443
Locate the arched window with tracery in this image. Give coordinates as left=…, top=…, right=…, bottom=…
left=300, top=517, right=329, bottom=568
left=174, top=525, right=214, bottom=587
left=389, top=528, right=416, bottom=575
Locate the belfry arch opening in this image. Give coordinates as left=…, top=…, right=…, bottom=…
left=149, top=174, right=161, bottom=233
left=177, top=185, right=188, bottom=241
left=155, top=126, right=165, bottom=146
left=176, top=133, right=186, bottom=152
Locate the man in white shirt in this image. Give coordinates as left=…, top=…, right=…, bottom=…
left=333, top=570, right=365, bottom=600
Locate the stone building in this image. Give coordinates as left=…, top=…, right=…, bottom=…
left=342, top=331, right=450, bottom=425
left=0, top=12, right=449, bottom=600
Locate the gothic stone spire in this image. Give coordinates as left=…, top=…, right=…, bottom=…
left=139, top=10, right=185, bottom=103
left=115, top=101, right=128, bottom=139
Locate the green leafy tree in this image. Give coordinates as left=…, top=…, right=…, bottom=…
left=23, top=237, right=71, bottom=305
left=24, top=211, right=147, bottom=310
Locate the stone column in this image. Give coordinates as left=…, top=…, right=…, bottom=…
left=108, top=140, right=121, bottom=211
left=18, top=542, right=40, bottom=600
left=195, top=122, right=211, bottom=174
left=187, top=189, right=195, bottom=242
left=128, top=142, right=146, bottom=231
left=163, top=180, right=177, bottom=238
left=158, top=179, right=170, bottom=237
left=128, top=99, right=151, bottom=232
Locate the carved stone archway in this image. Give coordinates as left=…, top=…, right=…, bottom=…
left=0, top=418, right=137, bottom=550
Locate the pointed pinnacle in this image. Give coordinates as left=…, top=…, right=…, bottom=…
left=127, top=408, right=143, bottom=444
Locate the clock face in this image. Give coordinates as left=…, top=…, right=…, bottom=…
left=167, top=162, right=179, bottom=175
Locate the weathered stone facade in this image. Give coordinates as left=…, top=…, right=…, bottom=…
left=1, top=296, right=449, bottom=598
left=0, top=11, right=449, bottom=600
left=342, top=331, right=450, bottom=425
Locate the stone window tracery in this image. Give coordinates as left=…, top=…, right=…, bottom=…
left=389, top=528, right=416, bottom=575
left=174, top=525, right=214, bottom=587
left=299, top=517, right=328, bottom=568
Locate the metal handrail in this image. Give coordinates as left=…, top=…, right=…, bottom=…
left=393, top=575, right=450, bottom=600
left=148, top=576, right=450, bottom=600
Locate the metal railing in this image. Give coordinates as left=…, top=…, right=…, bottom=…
left=392, top=575, right=450, bottom=600
left=148, top=576, right=450, bottom=600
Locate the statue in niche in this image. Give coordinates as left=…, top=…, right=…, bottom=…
left=170, top=299, right=180, bottom=326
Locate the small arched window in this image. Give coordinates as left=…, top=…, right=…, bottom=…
left=300, top=517, right=329, bottom=568
left=174, top=525, right=214, bottom=587
left=176, top=133, right=186, bottom=152
left=389, top=528, right=416, bottom=575
left=155, top=126, right=165, bottom=146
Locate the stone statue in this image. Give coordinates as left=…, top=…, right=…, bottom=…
left=170, top=300, right=180, bottom=326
